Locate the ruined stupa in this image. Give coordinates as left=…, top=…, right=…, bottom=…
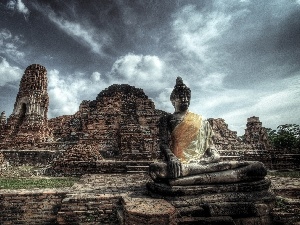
left=0, top=64, right=51, bottom=147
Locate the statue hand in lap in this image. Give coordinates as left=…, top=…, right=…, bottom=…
left=167, top=154, right=182, bottom=178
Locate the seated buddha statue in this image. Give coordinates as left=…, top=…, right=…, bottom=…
left=149, top=77, right=267, bottom=186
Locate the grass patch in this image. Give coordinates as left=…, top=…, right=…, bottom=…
left=268, top=170, right=300, bottom=178
left=0, top=177, right=79, bottom=189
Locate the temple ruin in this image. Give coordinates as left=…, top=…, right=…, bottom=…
left=0, top=64, right=296, bottom=167
left=0, top=64, right=51, bottom=148
left=1, top=63, right=299, bottom=175
left=48, top=84, right=166, bottom=161
left=208, top=118, right=249, bottom=150
left=244, top=116, right=271, bottom=150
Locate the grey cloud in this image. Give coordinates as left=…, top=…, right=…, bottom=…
left=0, top=28, right=25, bottom=63
left=5, top=0, right=29, bottom=19
left=1, top=0, right=299, bottom=135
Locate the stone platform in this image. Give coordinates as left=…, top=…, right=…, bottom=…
left=147, top=178, right=271, bottom=196
left=147, top=178, right=275, bottom=225
left=73, top=173, right=276, bottom=225
left=0, top=173, right=299, bottom=224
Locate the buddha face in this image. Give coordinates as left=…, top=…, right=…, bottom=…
left=173, top=91, right=190, bottom=112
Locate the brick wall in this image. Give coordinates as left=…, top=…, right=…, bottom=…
left=270, top=152, right=300, bottom=170
left=0, top=150, right=62, bottom=166
left=219, top=149, right=300, bottom=170
left=0, top=189, right=122, bottom=225
left=57, top=193, right=120, bottom=224
left=47, top=160, right=152, bottom=176
left=0, top=189, right=67, bottom=225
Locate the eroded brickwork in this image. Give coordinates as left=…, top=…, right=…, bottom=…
left=208, top=118, right=250, bottom=150
left=0, top=64, right=292, bottom=171
left=0, top=189, right=68, bottom=225
left=49, top=84, right=167, bottom=161
left=0, top=113, right=6, bottom=154
left=244, top=116, right=271, bottom=150
left=208, top=117, right=271, bottom=151
left=0, top=111, right=6, bottom=124
left=0, top=64, right=51, bottom=148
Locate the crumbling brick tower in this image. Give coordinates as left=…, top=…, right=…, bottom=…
left=0, top=111, right=6, bottom=143
left=4, top=64, right=50, bottom=145
left=0, top=111, right=6, bottom=124
left=244, top=116, right=271, bottom=150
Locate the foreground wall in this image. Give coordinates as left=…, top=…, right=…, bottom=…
left=0, top=189, right=68, bottom=225
left=0, top=189, right=120, bottom=225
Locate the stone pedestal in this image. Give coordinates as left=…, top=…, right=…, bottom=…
left=147, top=179, right=275, bottom=225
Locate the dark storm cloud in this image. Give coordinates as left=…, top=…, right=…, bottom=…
left=276, top=10, right=300, bottom=67
left=23, top=0, right=182, bottom=75
left=1, top=0, right=29, bottom=19
left=201, top=0, right=300, bottom=88
left=30, top=0, right=176, bottom=54
left=0, top=0, right=299, bottom=135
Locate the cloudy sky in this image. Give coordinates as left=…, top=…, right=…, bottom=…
left=0, top=0, right=299, bottom=135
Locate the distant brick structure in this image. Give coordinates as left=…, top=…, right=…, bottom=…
left=208, top=117, right=271, bottom=151
left=0, top=111, right=6, bottom=145
left=0, top=64, right=51, bottom=148
left=208, top=118, right=250, bottom=150
left=244, top=116, right=271, bottom=150
left=0, top=111, right=6, bottom=124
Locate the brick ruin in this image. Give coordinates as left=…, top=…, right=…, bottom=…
left=0, top=112, right=4, bottom=163
left=208, top=117, right=271, bottom=151
left=0, top=64, right=299, bottom=170
left=0, top=111, right=6, bottom=124
left=244, top=116, right=271, bottom=150
left=0, top=65, right=166, bottom=162
left=0, top=64, right=51, bottom=148
left=48, top=84, right=166, bottom=162
left=208, top=118, right=248, bottom=150
left=207, top=117, right=288, bottom=169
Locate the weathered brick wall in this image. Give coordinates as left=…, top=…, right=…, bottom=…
left=219, top=149, right=300, bottom=170
left=219, top=149, right=273, bottom=168
left=0, top=189, right=68, bottom=225
left=47, top=160, right=152, bottom=176
left=244, top=116, right=271, bottom=150
left=270, top=152, right=300, bottom=170
left=208, top=117, right=271, bottom=151
left=0, top=149, right=63, bottom=166
left=208, top=118, right=249, bottom=150
left=0, top=190, right=122, bottom=225
left=57, top=193, right=120, bottom=224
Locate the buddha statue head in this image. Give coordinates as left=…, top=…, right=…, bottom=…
left=170, top=77, right=191, bottom=112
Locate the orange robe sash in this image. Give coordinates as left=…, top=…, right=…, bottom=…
left=171, top=112, right=202, bottom=161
